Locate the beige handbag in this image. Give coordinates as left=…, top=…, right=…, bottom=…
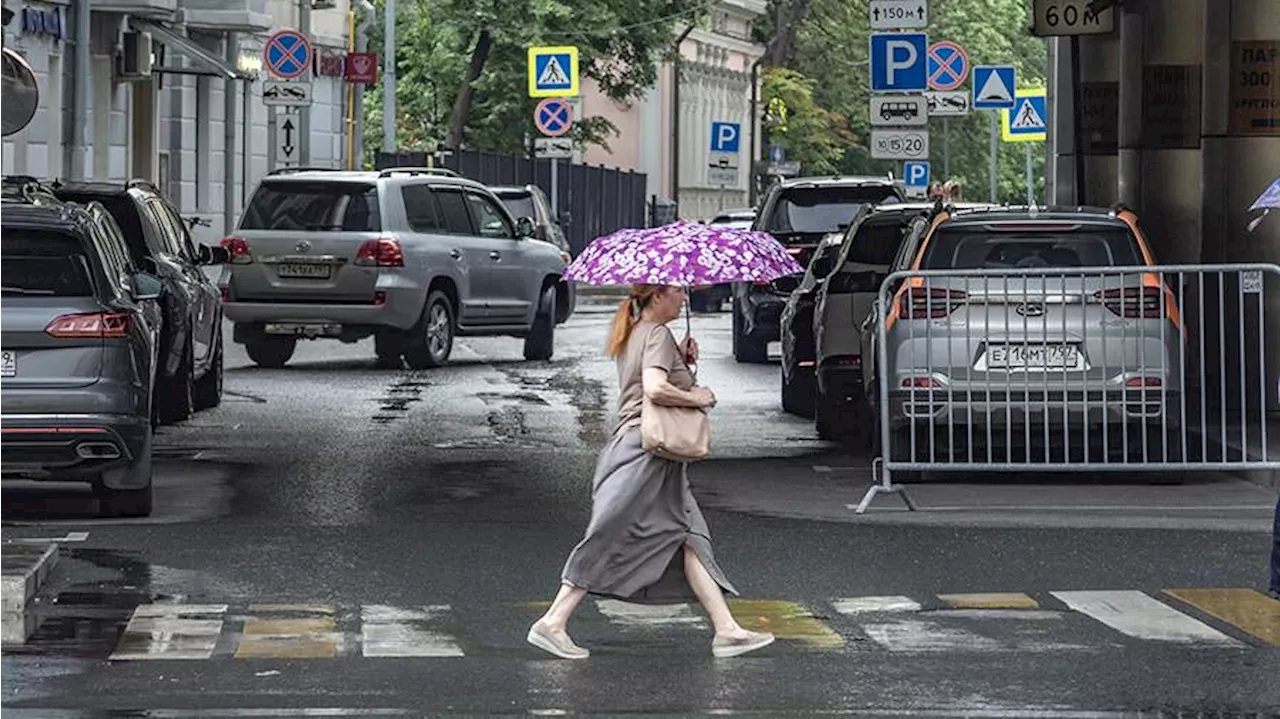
left=640, top=398, right=710, bottom=462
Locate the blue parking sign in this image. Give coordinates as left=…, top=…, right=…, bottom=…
left=870, top=33, right=928, bottom=92
left=904, top=161, right=930, bottom=191
left=710, top=122, right=741, bottom=153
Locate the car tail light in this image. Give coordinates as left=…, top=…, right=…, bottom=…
left=1095, top=287, right=1163, bottom=319
left=46, top=312, right=130, bottom=338
left=373, top=290, right=387, bottom=305
left=355, top=238, right=404, bottom=267
left=1125, top=376, right=1162, bottom=388
left=827, top=355, right=861, bottom=366
left=900, top=287, right=967, bottom=319
left=220, top=236, right=253, bottom=264
left=559, top=251, right=571, bottom=264
left=902, top=376, right=942, bottom=388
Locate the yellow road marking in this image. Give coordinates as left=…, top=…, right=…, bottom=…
left=235, top=607, right=341, bottom=659
left=1163, top=588, right=1280, bottom=646
left=939, top=593, right=1040, bottom=610
left=728, top=599, right=844, bottom=650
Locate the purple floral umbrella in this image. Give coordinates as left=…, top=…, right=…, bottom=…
left=563, top=220, right=805, bottom=349
left=563, top=220, right=804, bottom=287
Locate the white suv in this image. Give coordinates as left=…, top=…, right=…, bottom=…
left=219, top=168, right=574, bottom=369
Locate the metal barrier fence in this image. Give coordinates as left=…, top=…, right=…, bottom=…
left=855, top=263, right=1280, bottom=513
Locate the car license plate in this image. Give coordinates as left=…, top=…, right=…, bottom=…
left=278, top=263, right=331, bottom=279
left=1, top=351, right=14, bottom=377
left=986, top=344, right=1081, bottom=370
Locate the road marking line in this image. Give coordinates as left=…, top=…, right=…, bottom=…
left=361, top=605, right=464, bottom=657
left=235, top=605, right=342, bottom=659
left=110, top=604, right=228, bottom=660
left=1050, top=590, right=1242, bottom=645
left=832, top=596, right=923, bottom=614
left=596, top=600, right=708, bottom=629
left=862, top=619, right=1003, bottom=652
left=729, top=599, right=844, bottom=649
left=3, top=531, right=90, bottom=544
left=938, top=593, right=1039, bottom=610
left=1162, top=588, right=1280, bottom=646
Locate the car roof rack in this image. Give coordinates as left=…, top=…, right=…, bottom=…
left=267, top=166, right=345, bottom=176
left=377, top=167, right=461, bottom=179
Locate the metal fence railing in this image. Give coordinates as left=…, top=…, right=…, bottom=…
left=855, top=264, right=1280, bottom=513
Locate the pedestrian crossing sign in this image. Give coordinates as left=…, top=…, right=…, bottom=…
left=1001, top=88, right=1048, bottom=142
left=528, top=46, right=580, bottom=98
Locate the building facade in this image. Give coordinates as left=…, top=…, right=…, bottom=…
left=580, top=0, right=767, bottom=221
left=2, top=0, right=366, bottom=245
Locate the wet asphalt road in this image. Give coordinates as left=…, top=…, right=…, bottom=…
left=2, top=298, right=1279, bottom=717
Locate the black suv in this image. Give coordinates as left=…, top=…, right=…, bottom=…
left=52, top=181, right=229, bottom=423
left=1, top=187, right=165, bottom=516
left=731, top=176, right=904, bottom=363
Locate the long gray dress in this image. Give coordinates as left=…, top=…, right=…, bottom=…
left=560, top=320, right=738, bottom=604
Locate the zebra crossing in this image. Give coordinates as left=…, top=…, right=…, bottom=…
left=101, top=588, right=1278, bottom=661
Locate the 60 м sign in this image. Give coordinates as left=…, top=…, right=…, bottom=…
left=1031, top=0, right=1114, bottom=36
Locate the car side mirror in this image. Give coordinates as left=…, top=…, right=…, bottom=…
left=197, top=244, right=232, bottom=265
left=131, top=272, right=164, bottom=301
left=515, top=216, right=536, bottom=239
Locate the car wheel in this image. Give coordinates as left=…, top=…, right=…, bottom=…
left=404, top=291, right=454, bottom=369
left=193, top=338, right=223, bottom=410
left=96, top=430, right=153, bottom=518
left=246, top=338, right=297, bottom=369
left=781, top=365, right=815, bottom=418
left=523, top=285, right=556, bottom=361
left=156, top=343, right=195, bottom=424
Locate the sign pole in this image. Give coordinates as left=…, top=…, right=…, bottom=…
left=718, top=183, right=726, bottom=212
left=268, top=110, right=277, bottom=172
left=550, top=157, right=559, bottom=216
left=1025, top=142, right=1035, bottom=206
left=943, top=117, right=951, bottom=178
left=988, top=111, right=998, bottom=203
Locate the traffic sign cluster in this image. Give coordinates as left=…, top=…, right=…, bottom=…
left=528, top=46, right=581, bottom=159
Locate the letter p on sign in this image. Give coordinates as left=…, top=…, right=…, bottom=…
left=711, top=121, right=741, bottom=153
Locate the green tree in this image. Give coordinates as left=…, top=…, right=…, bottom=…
left=362, top=0, right=705, bottom=159
left=761, top=68, right=853, bottom=175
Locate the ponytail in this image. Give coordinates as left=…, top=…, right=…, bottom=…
left=606, top=284, right=664, bottom=357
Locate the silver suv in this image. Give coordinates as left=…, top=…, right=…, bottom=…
left=219, top=168, right=574, bottom=369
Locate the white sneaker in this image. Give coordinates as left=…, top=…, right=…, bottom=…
left=711, top=630, right=775, bottom=658
left=527, top=620, right=589, bottom=659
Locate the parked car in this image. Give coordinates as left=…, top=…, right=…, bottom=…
left=1, top=196, right=165, bottom=516
left=490, top=183, right=576, bottom=321
left=219, top=167, right=574, bottom=369
left=490, top=184, right=570, bottom=254
left=812, top=202, right=995, bottom=443
left=51, top=180, right=229, bottom=424
left=860, top=204, right=1182, bottom=460
left=731, top=176, right=904, bottom=363
left=692, top=208, right=756, bottom=313
left=778, top=231, right=847, bottom=418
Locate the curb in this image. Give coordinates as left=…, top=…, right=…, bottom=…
left=1, top=542, right=59, bottom=646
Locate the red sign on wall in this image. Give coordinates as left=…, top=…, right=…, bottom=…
left=314, top=53, right=345, bottom=77
left=346, top=52, right=378, bottom=84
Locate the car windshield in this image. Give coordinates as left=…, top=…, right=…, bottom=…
left=921, top=226, right=1145, bottom=269
left=764, top=186, right=899, bottom=235
left=496, top=193, right=537, bottom=221
left=240, top=181, right=382, bottom=232
left=1, top=230, right=96, bottom=297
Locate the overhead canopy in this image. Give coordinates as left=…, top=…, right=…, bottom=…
left=131, top=19, right=252, bottom=80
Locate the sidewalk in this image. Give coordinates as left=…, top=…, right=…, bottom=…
left=2, top=542, right=59, bottom=645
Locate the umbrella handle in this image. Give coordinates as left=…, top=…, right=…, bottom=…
left=684, top=288, right=697, bottom=381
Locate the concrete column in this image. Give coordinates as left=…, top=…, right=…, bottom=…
left=1116, top=0, right=1146, bottom=212
left=1053, top=33, right=1121, bottom=206
left=130, top=77, right=158, bottom=183
left=1135, top=0, right=1206, bottom=265
left=1203, top=0, right=1280, bottom=410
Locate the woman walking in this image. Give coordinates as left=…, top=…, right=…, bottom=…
left=527, top=283, right=775, bottom=659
